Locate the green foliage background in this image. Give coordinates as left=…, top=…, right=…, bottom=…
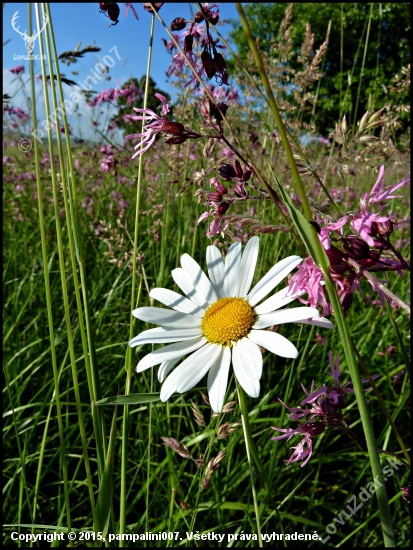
left=228, top=3, right=410, bottom=133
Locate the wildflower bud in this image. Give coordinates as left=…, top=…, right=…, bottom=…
left=341, top=115, right=347, bottom=134
left=218, top=163, right=237, bottom=180
left=163, top=120, right=185, bottom=135
left=170, top=17, right=186, bottom=31
left=243, top=168, right=252, bottom=181
left=164, top=135, right=188, bottom=145
left=342, top=236, right=370, bottom=260
left=307, top=421, right=326, bottom=436
left=234, top=159, right=243, bottom=178
left=326, top=245, right=348, bottom=274
left=201, top=50, right=216, bottom=79
left=194, top=10, right=204, bottom=23
left=184, top=34, right=193, bottom=53
left=211, top=101, right=228, bottom=122
left=371, top=219, right=394, bottom=237
left=211, top=177, right=228, bottom=194
left=206, top=191, right=223, bottom=203
left=233, top=183, right=249, bottom=199
left=143, top=3, right=164, bottom=12
left=180, top=500, right=189, bottom=510
left=214, top=52, right=227, bottom=76
left=338, top=285, right=354, bottom=316
left=217, top=201, right=230, bottom=216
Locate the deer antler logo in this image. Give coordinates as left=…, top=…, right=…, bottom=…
left=11, top=11, right=49, bottom=54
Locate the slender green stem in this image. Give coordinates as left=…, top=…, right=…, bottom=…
left=120, top=14, right=156, bottom=542
left=236, top=381, right=265, bottom=546
left=353, top=4, right=373, bottom=130
left=42, top=3, right=106, bottom=481
left=35, top=2, right=97, bottom=529
left=236, top=4, right=395, bottom=546
left=28, top=2, right=72, bottom=536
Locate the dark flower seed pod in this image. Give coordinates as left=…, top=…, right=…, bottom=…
left=218, top=163, right=237, bottom=180
left=170, top=17, right=186, bottom=31
left=201, top=50, right=216, bottom=79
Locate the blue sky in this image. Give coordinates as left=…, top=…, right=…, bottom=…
left=3, top=3, right=241, bottom=141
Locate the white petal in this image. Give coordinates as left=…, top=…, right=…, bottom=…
left=176, top=343, right=222, bottom=393
left=132, top=307, right=202, bottom=328
left=172, top=268, right=210, bottom=309
left=247, top=256, right=302, bottom=306
left=248, top=329, right=298, bottom=359
left=180, top=253, right=218, bottom=304
left=238, top=237, right=259, bottom=297
left=136, top=337, right=207, bottom=372
left=297, top=317, right=335, bottom=329
left=158, top=358, right=180, bottom=383
left=232, top=340, right=260, bottom=398
left=254, top=286, right=306, bottom=314
left=206, top=245, right=225, bottom=298
left=160, top=343, right=220, bottom=401
left=223, top=242, right=242, bottom=297
left=149, top=288, right=205, bottom=317
left=235, top=336, right=263, bottom=379
left=207, top=346, right=231, bottom=413
left=253, top=307, right=321, bottom=329
left=129, top=326, right=202, bottom=347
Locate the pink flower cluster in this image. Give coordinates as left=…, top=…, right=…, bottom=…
left=272, top=352, right=379, bottom=467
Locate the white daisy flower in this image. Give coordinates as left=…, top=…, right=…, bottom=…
left=130, top=237, right=334, bottom=413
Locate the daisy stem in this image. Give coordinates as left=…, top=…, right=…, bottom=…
left=236, top=381, right=269, bottom=545
left=237, top=5, right=395, bottom=545
left=120, top=13, right=156, bottom=542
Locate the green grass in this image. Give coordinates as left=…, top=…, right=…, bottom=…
left=3, top=3, right=410, bottom=547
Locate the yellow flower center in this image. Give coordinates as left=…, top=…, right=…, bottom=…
left=202, top=297, right=256, bottom=346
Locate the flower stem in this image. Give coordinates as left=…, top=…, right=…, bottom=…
left=120, top=13, right=155, bottom=544
left=236, top=4, right=396, bottom=545
left=236, top=381, right=269, bottom=546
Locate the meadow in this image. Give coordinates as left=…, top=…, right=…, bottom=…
left=3, top=3, right=410, bottom=547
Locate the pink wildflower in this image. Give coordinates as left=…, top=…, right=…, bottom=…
left=9, top=65, right=24, bottom=75
left=124, top=3, right=139, bottom=19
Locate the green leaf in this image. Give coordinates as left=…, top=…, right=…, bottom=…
left=96, top=405, right=117, bottom=534
left=95, top=393, right=161, bottom=406
left=270, top=168, right=323, bottom=263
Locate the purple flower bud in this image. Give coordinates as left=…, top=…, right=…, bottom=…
left=371, top=219, right=394, bottom=237
left=234, top=160, right=243, bottom=178
left=243, top=168, right=253, bottom=181
left=217, top=201, right=230, bottom=216
left=210, top=178, right=228, bottom=195
left=194, top=11, right=204, bottom=23
left=170, top=17, right=186, bottom=31
left=342, top=236, right=370, bottom=260
left=206, top=191, right=223, bottom=203
left=201, top=50, right=216, bottom=79
left=218, top=163, right=236, bottom=180
left=184, top=35, right=193, bottom=53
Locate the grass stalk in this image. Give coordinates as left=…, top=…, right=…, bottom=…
left=235, top=4, right=396, bottom=545
left=35, top=2, right=98, bottom=529
left=27, top=2, right=72, bottom=536
left=120, top=13, right=156, bottom=542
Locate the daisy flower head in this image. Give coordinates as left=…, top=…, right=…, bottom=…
left=130, top=238, right=334, bottom=413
